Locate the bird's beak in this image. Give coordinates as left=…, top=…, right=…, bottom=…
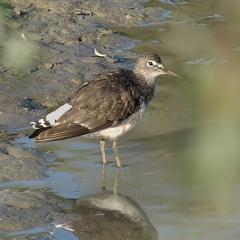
left=163, top=69, right=186, bottom=80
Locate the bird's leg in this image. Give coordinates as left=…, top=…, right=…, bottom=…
left=113, top=167, right=121, bottom=194
left=100, top=140, right=107, bottom=165
left=101, top=163, right=107, bottom=190
left=112, top=140, right=122, bottom=168
left=100, top=140, right=107, bottom=190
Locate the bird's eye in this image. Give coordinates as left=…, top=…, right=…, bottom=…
left=147, top=61, right=154, bottom=67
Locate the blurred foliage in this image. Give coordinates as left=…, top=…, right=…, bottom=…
left=3, top=34, right=37, bottom=70
left=0, top=0, right=13, bottom=10
left=174, top=0, right=240, bottom=215
left=143, top=0, right=240, bottom=218
left=0, top=1, right=38, bottom=73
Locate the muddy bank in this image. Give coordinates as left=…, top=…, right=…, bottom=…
left=0, top=0, right=165, bottom=236
left=0, top=189, right=74, bottom=232
left=0, top=0, right=166, bottom=131
left=0, top=142, right=47, bottom=182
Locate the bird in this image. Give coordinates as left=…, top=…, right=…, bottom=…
left=29, top=52, right=183, bottom=168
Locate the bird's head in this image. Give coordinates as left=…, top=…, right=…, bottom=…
left=133, top=53, right=184, bottom=86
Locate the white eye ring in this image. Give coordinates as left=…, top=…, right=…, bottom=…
left=147, top=61, right=154, bottom=67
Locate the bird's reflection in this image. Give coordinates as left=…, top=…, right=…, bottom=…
left=60, top=190, right=158, bottom=240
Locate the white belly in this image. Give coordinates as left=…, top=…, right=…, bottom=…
left=84, top=103, right=147, bottom=141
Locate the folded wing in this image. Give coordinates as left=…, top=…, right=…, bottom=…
left=30, top=69, right=144, bottom=143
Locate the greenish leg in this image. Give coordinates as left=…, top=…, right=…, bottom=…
left=100, top=140, right=107, bottom=165
left=100, top=140, right=107, bottom=190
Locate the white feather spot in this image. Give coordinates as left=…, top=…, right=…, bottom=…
left=30, top=121, right=38, bottom=129
left=46, top=103, right=72, bottom=125
left=39, top=118, right=48, bottom=127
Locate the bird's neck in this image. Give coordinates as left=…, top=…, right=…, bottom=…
left=132, top=71, right=156, bottom=105
left=133, top=69, right=156, bottom=92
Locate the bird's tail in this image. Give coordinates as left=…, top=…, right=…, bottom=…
left=29, top=119, right=52, bottom=139
left=29, top=127, right=52, bottom=139
left=30, top=119, right=51, bottom=129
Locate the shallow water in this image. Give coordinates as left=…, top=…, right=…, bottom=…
left=6, top=0, right=240, bottom=239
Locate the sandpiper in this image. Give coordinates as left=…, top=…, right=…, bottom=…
left=29, top=53, right=182, bottom=168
